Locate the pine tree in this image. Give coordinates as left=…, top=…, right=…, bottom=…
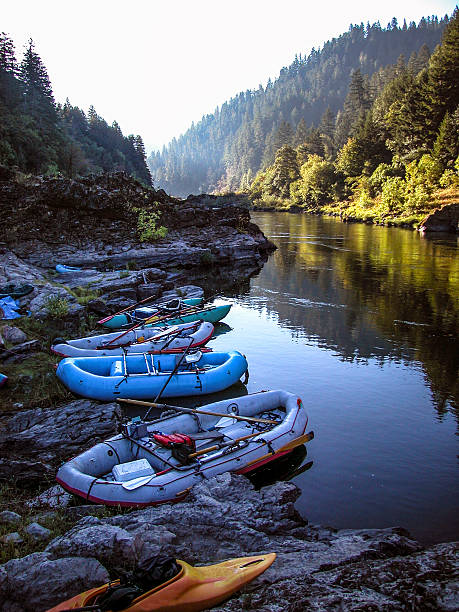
left=294, top=118, right=308, bottom=146
left=319, top=107, right=336, bottom=157
left=432, top=107, right=459, bottom=169
left=305, top=128, right=325, bottom=157
left=0, top=32, right=17, bottom=74
left=274, top=121, right=294, bottom=150
left=269, top=145, right=300, bottom=197
left=427, top=8, right=459, bottom=129
left=19, top=39, right=57, bottom=124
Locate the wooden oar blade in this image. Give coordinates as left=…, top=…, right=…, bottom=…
left=277, top=431, right=314, bottom=453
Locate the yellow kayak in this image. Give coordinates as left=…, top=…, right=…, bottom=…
left=47, top=554, right=276, bottom=611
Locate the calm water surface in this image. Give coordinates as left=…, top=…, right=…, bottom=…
left=208, top=213, right=458, bottom=545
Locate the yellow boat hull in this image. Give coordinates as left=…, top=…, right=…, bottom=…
left=47, top=553, right=276, bottom=611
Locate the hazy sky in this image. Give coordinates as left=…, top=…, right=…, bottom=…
left=2, top=1, right=456, bottom=153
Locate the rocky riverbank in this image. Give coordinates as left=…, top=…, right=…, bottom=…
left=0, top=169, right=457, bottom=610
left=0, top=395, right=457, bottom=610
left=0, top=169, right=275, bottom=409
left=0, top=471, right=457, bottom=611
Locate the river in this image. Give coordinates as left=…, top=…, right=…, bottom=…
left=208, top=212, right=458, bottom=545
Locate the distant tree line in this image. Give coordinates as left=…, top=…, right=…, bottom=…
left=250, top=9, right=459, bottom=224
left=0, top=36, right=151, bottom=184
left=148, top=14, right=449, bottom=197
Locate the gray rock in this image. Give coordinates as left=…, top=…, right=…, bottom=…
left=136, top=282, right=163, bottom=301
left=0, top=532, right=23, bottom=545
left=27, top=283, right=84, bottom=319
left=0, top=552, right=109, bottom=612
left=0, top=400, right=121, bottom=486
left=25, top=522, right=51, bottom=541
left=0, top=474, right=457, bottom=611
left=0, top=250, right=44, bottom=287
left=0, top=511, right=21, bottom=526
left=46, top=522, right=140, bottom=567
left=0, top=325, right=27, bottom=345
left=160, top=285, right=204, bottom=300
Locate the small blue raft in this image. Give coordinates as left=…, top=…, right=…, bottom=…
left=0, top=373, right=8, bottom=387
left=56, top=264, right=82, bottom=274
left=56, top=350, right=248, bottom=401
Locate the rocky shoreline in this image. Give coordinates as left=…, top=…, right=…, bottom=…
left=0, top=170, right=457, bottom=611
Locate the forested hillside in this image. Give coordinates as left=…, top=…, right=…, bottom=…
left=0, top=36, right=151, bottom=184
left=148, top=15, right=449, bottom=196
left=250, top=9, right=459, bottom=227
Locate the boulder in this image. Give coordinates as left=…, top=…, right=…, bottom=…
left=46, top=521, right=140, bottom=568
left=25, top=522, right=52, bottom=542
left=0, top=511, right=21, bottom=526
left=0, top=532, right=23, bottom=545
left=160, top=285, right=204, bottom=301
left=136, top=282, right=163, bottom=301
left=27, top=283, right=84, bottom=320
left=0, top=325, right=27, bottom=345
left=0, top=553, right=109, bottom=612
left=0, top=474, right=458, bottom=611
left=0, top=400, right=121, bottom=486
left=27, top=486, right=72, bottom=510
left=419, top=203, right=459, bottom=234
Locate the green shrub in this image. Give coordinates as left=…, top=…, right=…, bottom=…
left=119, top=270, right=130, bottom=278
left=380, top=176, right=406, bottom=214
left=45, top=296, right=69, bottom=318
left=136, top=207, right=168, bottom=242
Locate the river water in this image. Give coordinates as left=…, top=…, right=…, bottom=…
left=208, top=212, right=458, bottom=544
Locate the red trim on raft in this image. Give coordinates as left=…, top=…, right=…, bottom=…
left=235, top=449, right=293, bottom=474
left=50, top=347, right=67, bottom=357
left=51, top=327, right=214, bottom=358
left=148, top=327, right=214, bottom=354
left=56, top=476, right=189, bottom=508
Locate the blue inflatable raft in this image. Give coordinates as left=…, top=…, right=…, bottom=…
left=56, top=264, right=82, bottom=274
left=56, top=350, right=248, bottom=401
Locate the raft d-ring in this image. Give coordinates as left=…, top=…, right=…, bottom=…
left=297, top=398, right=302, bottom=408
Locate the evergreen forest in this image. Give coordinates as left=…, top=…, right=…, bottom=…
left=148, top=12, right=457, bottom=220
left=0, top=36, right=151, bottom=185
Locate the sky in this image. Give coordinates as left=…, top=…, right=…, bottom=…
left=2, top=1, right=457, bottom=154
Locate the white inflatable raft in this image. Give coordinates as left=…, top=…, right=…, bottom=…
left=51, top=321, right=214, bottom=358
left=56, top=390, right=313, bottom=507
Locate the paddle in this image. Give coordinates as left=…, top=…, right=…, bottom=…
left=117, top=398, right=279, bottom=426
left=242, top=431, right=315, bottom=470
left=122, top=474, right=154, bottom=490
left=276, top=431, right=314, bottom=453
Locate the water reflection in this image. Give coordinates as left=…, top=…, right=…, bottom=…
left=247, top=445, right=313, bottom=489
left=249, top=214, right=458, bottom=422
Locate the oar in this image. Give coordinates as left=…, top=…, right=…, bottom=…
left=276, top=431, right=314, bottom=453
left=97, top=293, right=163, bottom=325
left=188, top=431, right=263, bottom=459
left=242, top=431, right=315, bottom=470
left=143, top=338, right=195, bottom=420
left=59, top=606, right=101, bottom=612
left=117, top=398, right=279, bottom=426
left=122, top=475, right=154, bottom=490
left=101, top=304, right=204, bottom=347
